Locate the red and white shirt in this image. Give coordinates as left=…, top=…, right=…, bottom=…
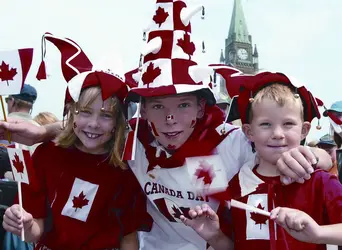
left=224, top=161, right=342, bottom=250
left=129, top=120, right=254, bottom=250
left=21, top=142, right=152, bottom=250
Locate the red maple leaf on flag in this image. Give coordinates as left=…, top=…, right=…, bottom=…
left=177, top=33, right=196, bottom=59
left=0, top=61, right=17, bottom=86
left=12, top=153, right=25, bottom=176
left=153, top=7, right=169, bottom=27
left=72, top=191, right=89, bottom=212
left=194, top=160, right=216, bottom=185
left=250, top=203, right=268, bottom=229
left=142, top=62, right=161, bottom=85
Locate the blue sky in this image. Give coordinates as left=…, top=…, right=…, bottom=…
left=1, top=0, right=341, bottom=141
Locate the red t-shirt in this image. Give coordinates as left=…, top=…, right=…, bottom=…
left=221, top=166, right=342, bottom=250
left=22, top=142, right=152, bottom=250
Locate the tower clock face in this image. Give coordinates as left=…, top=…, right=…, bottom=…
left=237, top=48, right=248, bottom=60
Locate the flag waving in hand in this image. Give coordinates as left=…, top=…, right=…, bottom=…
left=0, top=48, right=33, bottom=95
left=7, top=146, right=32, bottom=184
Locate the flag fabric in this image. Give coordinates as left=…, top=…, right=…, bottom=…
left=186, top=155, right=228, bottom=195
left=0, top=48, right=33, bottom=95
left=7, top=146, right=32, bottom=184
left=61, top=178, right=99, bottom=222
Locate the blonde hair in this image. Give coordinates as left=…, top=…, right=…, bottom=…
left=34, top=112, right=59, bottom=125
left=249, top=83, right=304, bottom=122
left=56, top=87, right=127, bottom=169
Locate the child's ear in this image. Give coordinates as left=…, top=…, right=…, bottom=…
left=301, top=121, right=311, bottom=140
left=197, top=99, right=206, bottom=119
left=242, top=124, right=253, bottom=141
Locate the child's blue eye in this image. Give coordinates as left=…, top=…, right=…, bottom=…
left=101, top=113, right=113, bottom=119
left=153, top=104, right=164, bottom=110
left=80, top=110, right=91, bottom=115
left=260, top=122, right=271, bottom=127
left=284, top=122, right=295, bottom=126
left=179, top=103, right=190, bottom=108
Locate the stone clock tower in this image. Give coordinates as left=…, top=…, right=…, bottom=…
left=218, top=0, right=259, bottom=95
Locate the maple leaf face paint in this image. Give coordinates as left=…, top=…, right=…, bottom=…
left=73, top=122, right=77, bottom=128
left=144, top=94, right=203, bottom=150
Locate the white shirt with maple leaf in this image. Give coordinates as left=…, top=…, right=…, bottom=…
left=129, top=124, right=254, bottom=250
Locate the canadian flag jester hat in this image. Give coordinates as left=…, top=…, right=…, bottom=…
left=126, top=0, right=220, bottom=105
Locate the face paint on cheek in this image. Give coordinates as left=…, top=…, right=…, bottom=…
left=73, top=122, right=77, bottom=128
left=150, top=122, right=159, bottom=136
left=167, top=144, right=176, bottom=150
left=190, top=119, right=196, bottom=128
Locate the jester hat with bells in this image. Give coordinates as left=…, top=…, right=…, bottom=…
left=225, top=72, right=322, bottom=132
left=123, top=0, right=240, bottom=160
left=36, top=32, right=128, bottom=118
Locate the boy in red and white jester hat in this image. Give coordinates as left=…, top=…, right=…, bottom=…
left=122, top=1, right=332, bottom=250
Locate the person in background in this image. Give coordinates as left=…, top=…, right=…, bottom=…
left=323, top=101, right=342, bottom=179
left=316, top=134, right=339, bottom=176
left=307, top=140, right=318, bottom=148
left=5, top=84, right=39, bottom=126
left=33, top=112, right=59, bottom=126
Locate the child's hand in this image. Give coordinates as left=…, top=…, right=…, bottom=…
left=270, top=207, right=321, bottom=244
left=2, top=204, right=34, bottom=236
left=180, top=204, right=221, bottom=241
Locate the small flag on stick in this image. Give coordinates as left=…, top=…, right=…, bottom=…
left=7, top=146, right=33, bottom=241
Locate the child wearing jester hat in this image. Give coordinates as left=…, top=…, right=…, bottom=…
left=2, top=35, right=152, bottom=249
left=0, top=2, right=332, bottom=250
left=182, top=72, right=342, bottom=249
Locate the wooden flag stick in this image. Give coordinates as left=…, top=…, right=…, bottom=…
left=0, top=96, right=11, bottom=143
left=228, top=199, right=271, bottom=217
left=131, top=99, right=142, bottom=160
left=17, top=181, right=25, bottom=241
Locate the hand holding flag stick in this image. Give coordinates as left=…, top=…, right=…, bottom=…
left=227, top=199, right=271, bottom=217
left=7, top=147, right=33, bottom=241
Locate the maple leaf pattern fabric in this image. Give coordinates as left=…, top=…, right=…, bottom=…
left=250, top=203, right=268, bottom=230
left=72, top=191, right=89, bottom=212
left=245, top=194, right=270, bottom=240
left=0, top=48, right=33, bottom=95
left=176, top=33, right=195, bottom=59
left=153, top=198, right=191, bottom=223
left=0, top=61, right=17, bottom=85
left=141, top=62, right=162, bottom=85
left=61, top=178, right=99, bottom=222
left=153, top=7, right=169, bottom=27
left=194, top=160, right=216, bottom=185
left=12, top=153, right=24, bottom=174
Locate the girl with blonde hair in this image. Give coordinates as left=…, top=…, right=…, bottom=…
left=3, top=71, right=152, bottom=250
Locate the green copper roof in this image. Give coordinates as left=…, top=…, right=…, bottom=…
left=227, top=0, right=251, bottom=44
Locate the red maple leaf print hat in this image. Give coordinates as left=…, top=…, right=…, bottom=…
left=35, top=32, right=128, bottom=116
left=126, top=0, right=221, bottom=105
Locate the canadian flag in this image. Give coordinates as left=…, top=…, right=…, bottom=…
left=0, top=48, right=33, bottom=95
left=61, top=178, right=99, bottom=222
left=186, top=155, right=229, bottom=196
left=7, top=146, right=32, bottom=184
